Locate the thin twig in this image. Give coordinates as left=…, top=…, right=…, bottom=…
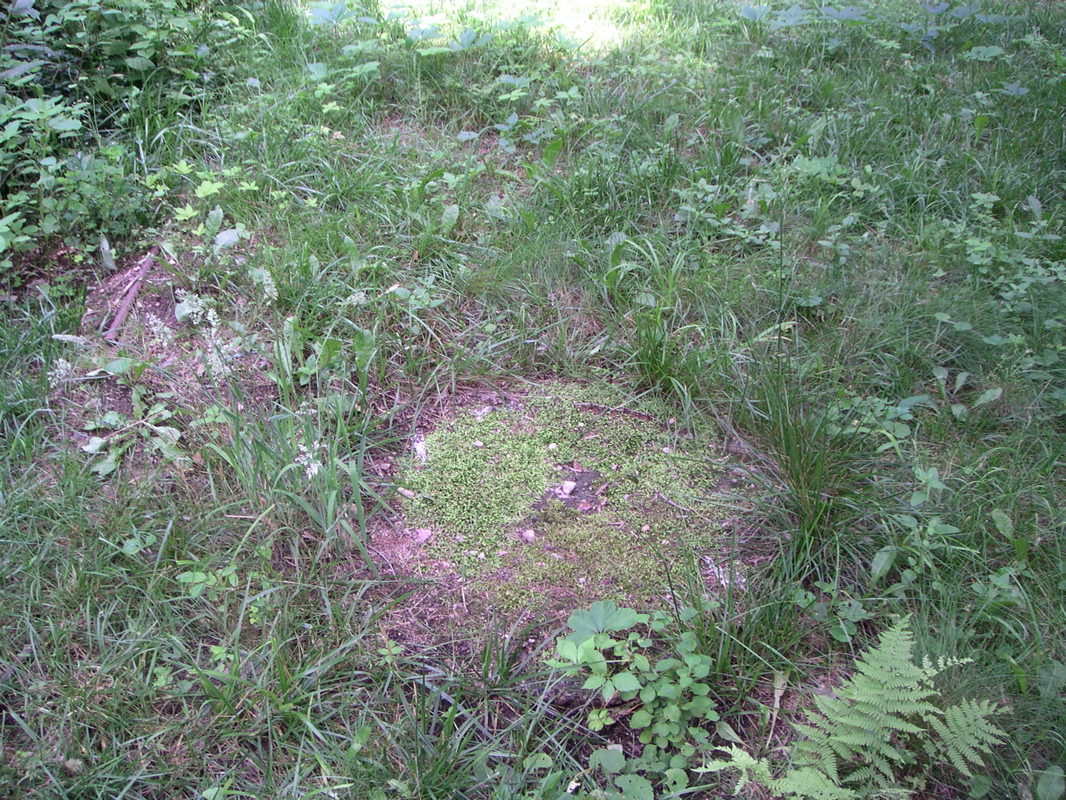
left=104, top=245, right=159, bottom=342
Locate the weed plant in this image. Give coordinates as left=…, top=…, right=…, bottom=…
left=2, top=0, right=1065, bottom=796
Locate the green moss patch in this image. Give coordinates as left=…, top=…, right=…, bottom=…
left=401, top=381, right=729, bottom=612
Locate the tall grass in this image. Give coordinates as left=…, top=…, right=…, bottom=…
left=3, top=0, right=1065, bottom=796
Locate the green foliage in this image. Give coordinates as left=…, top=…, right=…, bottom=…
left=705, top=617, right=1006, bottom=798
left=0, top=0, right=240, bottom=280
left=3, top=0, right=1066, bottom=795
left=550, top=601, right=722, bottom=772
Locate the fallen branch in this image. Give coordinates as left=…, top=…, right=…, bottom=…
left=104, top=245, right=159, bottom=342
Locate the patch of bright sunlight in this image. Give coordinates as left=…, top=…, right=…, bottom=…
left=305, top=0, right=664, bottom=50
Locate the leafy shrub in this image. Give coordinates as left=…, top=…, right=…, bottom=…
left=0, top=0, right=230, bottom=280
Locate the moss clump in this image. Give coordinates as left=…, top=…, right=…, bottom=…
left=401, top=382, right=727, bottom=591
left=405, top=416, right=554, bottom=568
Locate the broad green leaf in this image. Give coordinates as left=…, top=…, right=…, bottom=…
left=716, top=720, right=746, bottom=745
left=964, top=46, right=1006, bottom=61
left=82, top=436, right=109, bottom=455
left=611, top=672, right=641, bottom=693
left=213, top=228, right=241, bottom=253
left=567, top=600, right=639, bottom=640
left=522, top=752, right=553, bottom=771
left=973, top=387, right=1003, bottom=408
left=583, top=674, right=607, bottom=691
left=630, top=709, right=653, bottom=728
left=92, top=450, right=120, bottom=477
left=870, top=546, right=897, bottom=584
left=590, top=747, right=625, bottom=774
left=1037, top=767, right=1065, bottom=800
left=440, top=204, right=459, bottom=235
left=614, top=774, right=654, bottom=800
left=47, top=117, right=82, bottom=132
left=991, top=508, right=1014, bottom=538
left=98, top=357, right=136, bottom=375
left=664, top=768, right=689, bottom=792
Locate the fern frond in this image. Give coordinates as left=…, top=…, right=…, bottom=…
left=924, top=698, right=1005, bottom=778
left=706, top=618, right=1003, bottom=800
left=771, top=767, right=860, bottom=800
left=792, top=616, right=1004, bottom=793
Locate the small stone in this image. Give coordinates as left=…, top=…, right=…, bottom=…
left=397, top=487, right=416, bottom=499
left=559, top=481, right=577, bottom=497
left=472, top=440, right=485, bottom=448
left=519, top=529, right=536, bottom=543
left=547, top=442, right=558, bottom=451
left=413, top=528, right=433, bottom=543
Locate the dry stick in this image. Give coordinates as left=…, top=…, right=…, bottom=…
left=104, top=245, right=159, bottom=342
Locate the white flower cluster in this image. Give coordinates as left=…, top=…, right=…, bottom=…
left=145, top=313, right=175, bottom=348
left=295, top=441, right=323, bottom=479
left=47, top=358, right=76, bottom=390
left=203, top=330, right=237, bottom=380
left=260, top=271, right=278, bottom=303
left=249, top=266, right=278, bottom=304
left=343, top=289, right=368, bottom=307
left=174, top=288, right=209, bottom=326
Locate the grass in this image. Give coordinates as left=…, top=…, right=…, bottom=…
left=2, top=0, right=1066, bottom=796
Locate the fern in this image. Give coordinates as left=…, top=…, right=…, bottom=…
left=703, top=616, right=1005, bottom=799
left=925, top=697, right=1007, bottom=778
